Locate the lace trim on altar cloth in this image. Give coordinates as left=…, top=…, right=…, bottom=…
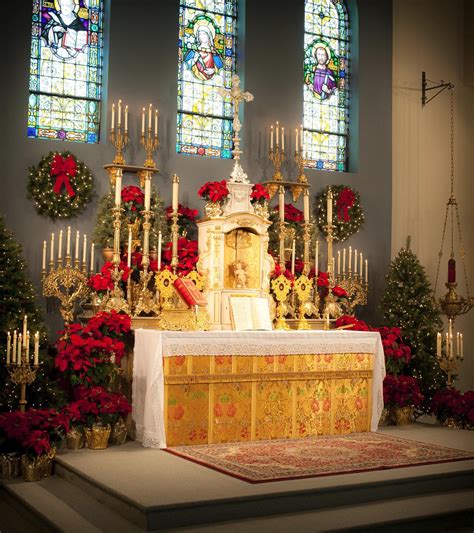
left=135, top=425, right=166, bottom=449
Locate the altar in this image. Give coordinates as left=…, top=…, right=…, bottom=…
left=132, top=329, right=385, bottom=448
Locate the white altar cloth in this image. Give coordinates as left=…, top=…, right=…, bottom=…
left=132, top=330, right=386, bottom=449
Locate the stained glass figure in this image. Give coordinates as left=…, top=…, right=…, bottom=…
left=28, top=0, right=105, bottom=143
left=177, top=1, right=237, bottom=159
left=303, top=0, right=349, bottom=171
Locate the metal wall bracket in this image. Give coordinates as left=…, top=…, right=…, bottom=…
left=422, top=71, right=454, bottom=107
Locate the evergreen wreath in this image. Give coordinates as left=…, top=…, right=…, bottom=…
left=27, top=151, right=94, bottom=220
left=315, top=184, right=364, bottom=242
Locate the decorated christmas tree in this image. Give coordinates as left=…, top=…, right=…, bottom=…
left=380, top=237, right=446, bottom=412
left=0, top=215, right=65, bottom=411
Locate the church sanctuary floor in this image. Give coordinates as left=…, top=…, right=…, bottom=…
left=1, top=423, right=473, bottom=532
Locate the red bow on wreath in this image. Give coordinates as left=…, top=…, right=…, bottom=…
left=336, top=188, right=355, bottom=221
left=50, top=154, right=76, bottom=197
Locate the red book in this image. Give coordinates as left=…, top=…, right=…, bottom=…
left=173, top=278, right=208, bottom=307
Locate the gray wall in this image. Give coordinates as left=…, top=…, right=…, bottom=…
left=2, top=0, right=392, bottom=334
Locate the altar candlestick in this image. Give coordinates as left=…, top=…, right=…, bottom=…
left=281, top=127, right=285, bottom=151
left=295, top=129, right=299, bottom=152
left=270, top=125, right=274, bottom=150
left=337, top=250, right=341, bottom=275
left=90, top=243, right=95, bottom=273
left=124, top=105, right=129, bottom=133
left=25, top=331, right=30, bottom=363
left=23, top=315, right=27, bottom=346
left=82, top=234, right=87, bottom=266
left=141, top=107, right=145, bottom=135
left=359, top=253, right=363, bottom=277
left=276, top=121, right=279, bottom=147
left=172, top=174, right=179, bottom=211
left=50, top=233, right=55, bottom=263
left=111, top=103, right=115, bottom=131
left=300, top=125, right=304, bottom=154
left=303, top=191, right=309, bottom=222
left=315, top=240, right=319, bottom=274
left=58, top=230, right=63, bottom=260
left=6, top=332, right=11, bottom=365
left=354, top=249, right=357, bottom=274
left=144, top=178, right=151, bottom=211
left=66, top=226, right=71, bottom=256
left=460, top=333, right=464, bottom=359
left=42, top=241, right=46, bottom=270
left=75, top=231, right=80, bottom=261
left=365, top=259, right=368, bottom=283
left=127, top=227, right=132, bottom=268
left=154, top=109, right=158, bottom=137
left=34, top=332, right=39, bottom=366
left=158, top=231, right=162, bottom=270
left=17, top=334, right=22, bottom=365
left=348, top=246, right=352, bottom=271
left=437, top=332, right=442, bottom=357
left=12, top=331, right=17, bottom=365
left=456, top=332, right=460, bottom=357
left=148, top=104, right=152, bottom=129
left=291, top=239, right=296, bottom=275
left=343, top=248, right=346, bottom=273
left=115, top=173, right=122, bottom=207
left=327, top=189, right=333, bottom=225
left=118, top=100, right=122, bottom=127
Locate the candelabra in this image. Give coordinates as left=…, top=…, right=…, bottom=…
left=170, top=209, right=179, bottom=275
left=266, top=145, right=285, bottom=199
left=436, top=319, right=464, bottom=388
left=140, top=124, right=159, bottom=169
left=110, top=122, right=129, bottom=167
left=291, top=148, right=308, bottom=202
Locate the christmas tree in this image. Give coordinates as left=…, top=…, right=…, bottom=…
left=380, top=237, right=446, bottom=413
left=0, top=215, right=65, bottom=411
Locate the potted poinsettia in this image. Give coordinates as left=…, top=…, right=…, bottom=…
left=166, top=203, right=199, bottom=238
left=198, top=180, right=229, bottom=217
left=250, top=183, right=270, bottom=218
left=383, top=374, right=424, bottom=425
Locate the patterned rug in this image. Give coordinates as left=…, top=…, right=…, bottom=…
left=166, top=433, right=474, bottom=483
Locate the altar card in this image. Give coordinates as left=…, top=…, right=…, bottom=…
left=229, top=296, right=272, bottom=331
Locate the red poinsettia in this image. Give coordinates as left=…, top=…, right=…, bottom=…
left=88, top=261, right=131, bottom=295
left=273, top=203, right=304, bottom=224
left=270, top=263, right=295, bottom=282
left=162, top=238, right=199, bottom=275
left=198, top=180, right=229, bottom=203
left=376, top=326, right=412, bottom=375
left=383, top=374, right=423, bottom=408
left=332, top=285, right=348, bottom=298
left=431, top=388, right=474, bottom=428
left=121, top=185, right=144, bottom=216
left=335, top=315, right=371, bottom=331
left=165, top=203, right=199, bottom=236
left=250, top=183, right=270, bottom=204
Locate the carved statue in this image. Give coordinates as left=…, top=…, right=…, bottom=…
left=231, top=260, right=248, bottom=289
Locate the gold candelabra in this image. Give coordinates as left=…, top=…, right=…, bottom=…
left=110, top=101, right=129, bottom=166
left=140, top=125, right=159, bottom=169
left=436, top=319, right=464, bottom=388
left=266, top=145, right=285, bottom=199
left=291, top=148, right=308, bottom=202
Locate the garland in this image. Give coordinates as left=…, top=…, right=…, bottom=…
left=27, top=151, right=94, bottom=220
left=315, top=185, right=364, bottom=242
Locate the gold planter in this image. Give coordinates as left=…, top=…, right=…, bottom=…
left=41, top=448, right=56, bottom=478
left=442, top=416, right=461, bottom=429
left=84, top=424, right=111, bottom=450
left=1, top=453, right=21, bottom=479
left=102, top=247, right=114, bottom=262
left=110, top=418, right=128, bottom=446
left=392, top=406, right=414, bottom=426
left=66, top=427, right=84, bottom=450
left=253, top=202, right=269, bottom=219
left=378, top=408, right=392, bottom=426
left=205, top=202, right=222, bottom=218
left=21, top=455, right=45, bottom=482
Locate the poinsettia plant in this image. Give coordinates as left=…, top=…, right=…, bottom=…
left=67, top=387, right=131, bottom=428
left=88, top=261, right=132, bottom=296
left=198, top=180, right=229, bottom=203
left=162, top=238, right=199, bottom=275
left=165, top=203, right=199, bottom=237
left=250, top=183, right=270, bottom=205
left=377, top=326, right=412, bottom=375
left=335, top=315, right=372, bottom=331
left=431, top=388, right=474, bottom=429
left=121, top=186, right=144, bottom=222
left=383, top=374, right=424, bottom=409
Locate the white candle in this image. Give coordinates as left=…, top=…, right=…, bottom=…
left=332, top=257, right=335, bottom=275
left=276, top=121, right=279, bottom=147
left=115, top=173, right=122, bottom=207
left=295, top=129, right=299, bottom=152
left=50, top=233, right=55, bottom=263
left=360, top=253, right=363, bottom=277
left=456, top=332, right=460, bottom=357
left=66, top=226, right=71, bottom=256
left=326, top=313, right=330, bottom=328
left=460, top=333, right=464, bottom=358
left=337, top=250, right=341, bottom=275
left=436, top=332, right=442, bottom=357
left=90, top=242, right=95, bottom=273
left=34, top=331, right=39, bottom=366
left=154, top=109, right=158, bottom=137
left=354, top=249, right=357, bottom=274
left=303, top=191, right=309, bottom=222
left=82, top=234, right=87, bottom=266
left=279, top=187, right=285, bottom=221
left=127, top=227, right=132, bottom=268
left=42, top=240, right=46, bottom=270
left=343, top=248, right=346, bottom=274
left=300, top=124, right=304, bottom=153
left=172, top=174, right=179, bottom=211
left=17, top=334, right=22, bottom=365
left=148, top=104, right=152, bottom=129
left=58, top=230, right=63, bottom=260
left=118, top=99, right=122, bottom=127
left=25, top=331, right=30, bottom=363
left=270, top=125, right=274, bottom=150
left=23, top=315, right=27, bottom=346
left=291, top=239, right=296, bottom=275
left=111, top=103, right=115, bottom=130
left=6, top=331, right=11, bottom=365
left=349, top=246, right=352, bottom=271
left=124, top=105, right=128, bottom=132
left=281, top=127, right=285, bottom=151
left=75, top=231, right=80, bottom=260
left=365, top=259, right=368, bottom=283
left=12, top=331, right=17, bottom=365
left=141, top=107, right=145, bottom=135
left=158, top=231, right=162, bottom=270
left=327, top=189, right=333, bottom=225
left=315, top=240, right=319, bottom=273
left=144, top=178, right=151, bottom=211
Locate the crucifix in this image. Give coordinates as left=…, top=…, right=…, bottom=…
left=218, top=74, right=254, bottom=183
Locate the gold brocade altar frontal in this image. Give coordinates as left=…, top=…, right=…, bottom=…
left=164, top=352, right=373, bottom=446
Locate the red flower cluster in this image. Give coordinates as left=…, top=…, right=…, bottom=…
left=250, top=183, right=270, bottom=204
left=65, top=386, right=131, bottom=428
left=88, top=261, right=131, bottom=295
left=270, top=263, right=294, bottom=282
left=383, top=374, right=423, bottom=408
left=317, top=271, right=329, bottom=288
left=165, top=203, right=199, bottom=222
left=0, top=409, right=69, bottom=457
left=121, top=185, right=144, bottom=212
left=377, top=326, right=412, bottom=375
left=273, top=203, right=304, bottom=223
left=198, top=180, right=229, bottom=203
left=55, top=311, right=130, bottom=388
left=335, top=315, right=371, bottom=331
left=332, top=285, right=348, bottom=298
left=162, top=238, right=199, bottom=275
left=431, top=388, right=474, bottom=428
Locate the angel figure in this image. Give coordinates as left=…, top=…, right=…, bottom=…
left=231, top=260, right=248, bottom=289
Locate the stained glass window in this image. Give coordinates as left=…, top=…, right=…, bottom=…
left=28, top=0, right=105, bottom=143
left=303, top=0, right=349, bottom=171
left=176, top=0, right=237, bottom=159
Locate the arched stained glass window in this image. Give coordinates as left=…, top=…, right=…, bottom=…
left=176, top=0, right=237, bottom=158
left=28, top=0, right=105, bottom=144
left=303, top=0, right=349, bottom=171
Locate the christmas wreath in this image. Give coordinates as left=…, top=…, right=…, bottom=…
left=27, top=151, right=94, bottom=220
left=314, top=185, right=364, bottom=242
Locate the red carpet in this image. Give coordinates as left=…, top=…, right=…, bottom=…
left=166, top=432, right=474, bottom=483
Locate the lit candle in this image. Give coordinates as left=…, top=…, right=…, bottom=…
left=75, top=231, right=80, bottom=260
left=276, top=121, right=279, bottom=147
left=315, top=240, right=319, bottom=274
left=436, top=332, right=442, bottom=357
left=50, top=233, right=55, bottom=264
left=300, top=124, right=303, bottom=153
left=158, top=231, right=162, bottom=270
left=23, top=315, right=27, bottom=346
left=354, top=249, right=357, bottom=274
left=327, top=189, right=333, bottom=225
left=291, top=239, right=296, bottom=275
left=118, top=99, right=122, bottom=127
left=12, top=331, right=17, bottom=365
left=17, top=333, right=22, bottom=365
left=6, top=331, right=11, bottom=365
left=90, top=242, right=95, bottom=273
left=141, top=107, right=145, bottom=135
left=148, top=103, right=152, bottom=129
left=445, top=332, right=449, bottom=358
left=115, top=173, right=122, bottom=207
left=343, top=248, right=346, bottom=274
left=34, top=331, right=39, bottom=366
left=144, top=178, right=151, bottom=211
left=25, top=331, right=30, bottom=363
left=111, top=103, right=115, bottom=131
left=42, top=240, right=46, bottom=270
left=349, top=246, right=352, bottom=271
left=281, top=127, right=285, bottom=151
left=270, top=125, right=274, bottom=150
left=124, top=105, right=128, bottom=132
left=154, top=108, right=158, bottom=137
left=66, top=226, right=71, bottom=256
left=359, top=253, right=363, bottom=277
left=279, top=186, right=285, bottom=222
left=365, top=259, right=368, bottom=283
left=82, top=234, right=87, bottom=267
left=127, top=227, right=132, bottom=268
left=58, top=230, right=63, bottom=260
left=295, top=128, right=299, bottom=153
left=172, top=174, right=179, bottom=211
left=460, top=333, right=463, bottom=359
left=456, top=332, right=460, bottom=357
left=332, top=257, right=335, bottom=275
left=303, top=191, right=309, bottom=223
left=337, top=250, right=341, bottom=275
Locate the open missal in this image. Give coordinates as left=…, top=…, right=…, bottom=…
left=229, top=297, right=273, bottom=331
left=173, top=278, right=208, bottom=307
